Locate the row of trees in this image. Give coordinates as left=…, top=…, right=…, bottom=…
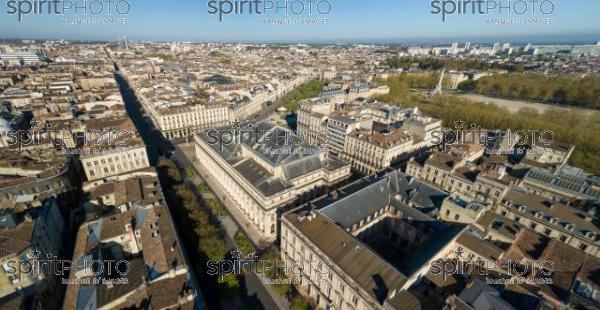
left=281, top=80, right=328, bottom=111
left=234, top=231, right=256, bottom=255
left=160, top=159, right=313, bottom=307
left=458, top=73, right=600, bottom=109
left=375, top=75, right=600, bottom=174
left=383, top=56, right=524, bottom=72
left=159, top=159, right=315, bottom=308
left=157, top=159, right=239, bottom=299
left=375, top=72, right=451, bottom=89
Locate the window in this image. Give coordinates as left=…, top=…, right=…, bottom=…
left=544, top=229, right=552, bottom=236
left=351, top=295, right=358, bottom=306
left=3, top=264, right=19, bottom=284
left=530, top=223, right=537, bottom=230
left=580, top=244, right=588, bottom=251
left=339, top=282, right=345, bottom=294
left=454, top=214, right=460, bottom=220
left=559, top=235, right=567, bottom=242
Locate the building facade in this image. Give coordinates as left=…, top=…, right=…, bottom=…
left=81, top=144, right=150, bottom=181
left=0, top=198, right=65, bottom=309
left=194, top=122, right=351, bottom=243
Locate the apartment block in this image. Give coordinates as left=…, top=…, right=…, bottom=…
left=0, top=198, right=64, bottom=309
left=63, top=171, right=201, bottom=310
left=496, top=189, right=600, bottom=257
left=79, top=118, right=150, bottom=181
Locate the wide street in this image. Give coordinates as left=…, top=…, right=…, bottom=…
left=116, top=71, right=285, bottom=310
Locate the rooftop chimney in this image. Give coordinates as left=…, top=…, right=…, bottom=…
left=498, top=165, right=508, bottom=178
left=23, top=213, right=33, bottom=222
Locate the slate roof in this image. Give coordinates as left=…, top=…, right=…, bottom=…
left=302, top=170, right=463, bottom=303
left=503, top=228, right=600, bottom=305
left=503, top=188, right=600, bottom=239
left=524, top=168, right=600, bottom=200
left=320, top=170, right=448, bottom=226
left=286, top=212, right=407, bottom=304
left=198, top=121, right=348, bottom=197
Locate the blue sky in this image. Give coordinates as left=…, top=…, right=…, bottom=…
left=2, top=0, right=599, bottom=43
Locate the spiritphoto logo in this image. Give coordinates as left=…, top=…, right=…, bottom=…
left=431, top=258, right=554, bottom=285
left=4, top=249, right=131, bottom=284
left=5, top=0, right=132, bottom=23
left=205, top=121, right=329, bottom=152
left=206, top=249, right=332, bottom=286
left=430, top=0, right=555, bottom=23
left=1, top=121, right=135, bottom=153
left=207, top=0, right=332, bottom=23
left=431, top=119, right=555, bottom=155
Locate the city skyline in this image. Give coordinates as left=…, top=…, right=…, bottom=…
left=1, top=0, right=600, bottom=43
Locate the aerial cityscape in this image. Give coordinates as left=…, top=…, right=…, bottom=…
left=2, top=1, right=600, bottom=310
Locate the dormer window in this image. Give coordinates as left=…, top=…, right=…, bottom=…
left=585, top=232, right=596, bottom=240
left=534, top=212, right=544, bottom=219
left=518, top=205, right=526, bottom=212
left=549, top=217, right=559, bottom=225
left=565, top=224, right=575, bottom=232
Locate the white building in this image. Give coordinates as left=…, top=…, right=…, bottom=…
left=155, top=103, right=229, bottom=139
left=79, top=118, right=150, bottom=181
left=81, top=144, right=150, bottom=181
left=297, top=98, right=335, bottom=144
left=343, top=128, right=421, bottom=175
left=194, top=121, right=351, bottom=243
left=326, top=114, right=366, bottom=159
